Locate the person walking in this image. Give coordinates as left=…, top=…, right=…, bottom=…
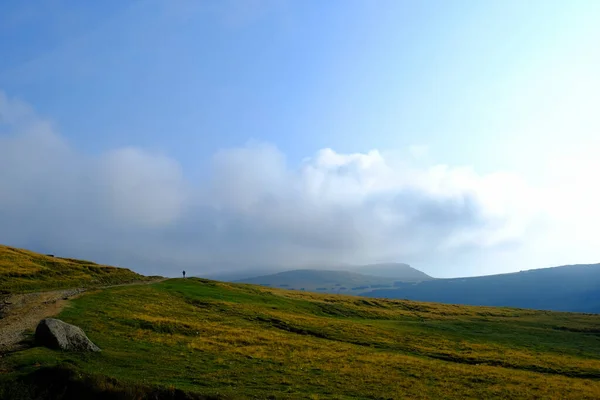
left=182, top=270, right=186, bottom=278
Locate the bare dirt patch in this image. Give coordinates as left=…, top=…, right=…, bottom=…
left=0, top=289, right=85, bottom=354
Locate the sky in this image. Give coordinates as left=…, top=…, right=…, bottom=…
left=1, top=0, right=599, bottom=278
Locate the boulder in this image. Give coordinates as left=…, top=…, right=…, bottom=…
left=35, top=318, right=101, bottom=352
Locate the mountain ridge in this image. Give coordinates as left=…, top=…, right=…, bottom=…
left=365, top=262, right=600, bottom=313
left=234, top=265, right=431, bottom=295
left=351, top=262, right=433, bottom=280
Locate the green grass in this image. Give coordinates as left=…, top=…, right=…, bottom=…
left=0, top=244, right=154, bottom=293
left=3, top=278, right=600, bottom=399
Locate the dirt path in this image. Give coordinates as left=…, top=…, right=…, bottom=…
left=0, top=279, right=165, bottom=354
left=0, top=289, right=86, bottom=354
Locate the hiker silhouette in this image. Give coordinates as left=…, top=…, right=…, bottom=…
left=182, top=270, right=186, bottom=278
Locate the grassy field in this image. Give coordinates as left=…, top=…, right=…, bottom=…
left=0, top=244, right=153, bottom=293
left=2, top=278, right=600, bottom=399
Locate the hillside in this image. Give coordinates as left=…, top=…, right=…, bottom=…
left=2, top=278, right=600, bottom=399
left=209, top=262, right=429, bottom=286
left=352, top=262, right=433, bottom=280
left=0, top=244, right=152, bottom=293
left=365, top=263, right=600, bottom=313
left=235, top=269, right=400, bottom=294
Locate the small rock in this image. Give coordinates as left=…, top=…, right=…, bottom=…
left=35, top=318, right=101, bottom=352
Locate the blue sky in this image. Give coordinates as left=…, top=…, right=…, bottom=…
left=1, top=0, right=599, bottom=277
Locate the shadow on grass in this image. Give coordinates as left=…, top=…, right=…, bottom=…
left=0, top=366, right=228, bottom=400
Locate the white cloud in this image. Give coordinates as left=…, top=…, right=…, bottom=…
left=408, top=145, right=429, bottom=160
left=97, top=147, right=186, bottom=227
left=1, top=91, right=597, bottom=277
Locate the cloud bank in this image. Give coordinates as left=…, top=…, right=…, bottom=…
left=1, top=92, right=590, bottom=277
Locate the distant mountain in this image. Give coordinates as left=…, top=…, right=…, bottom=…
left=352, top=263, right=433, bottom=280
left=364, top=263, right=600, bottom=313
left=202, top=267, right=283, bottom=283
left=235, top=269, right=401, bottom=294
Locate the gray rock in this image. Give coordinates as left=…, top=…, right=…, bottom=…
left=35, top=318, right=101, bottom=352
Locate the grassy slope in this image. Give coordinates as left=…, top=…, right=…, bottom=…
left=0, top=244, right=152, bottom=293
left=4, top=278, right=600, bottom=399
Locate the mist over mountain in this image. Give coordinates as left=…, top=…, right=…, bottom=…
left=217, top=262, right=430, bottom=296
left=229, top=262, right=600, bottom=313
left=235, top=269, right=397, bottom=294
left=201, top=267, right=284, bottom=282
left=351, top=263, right=433, bottom=280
